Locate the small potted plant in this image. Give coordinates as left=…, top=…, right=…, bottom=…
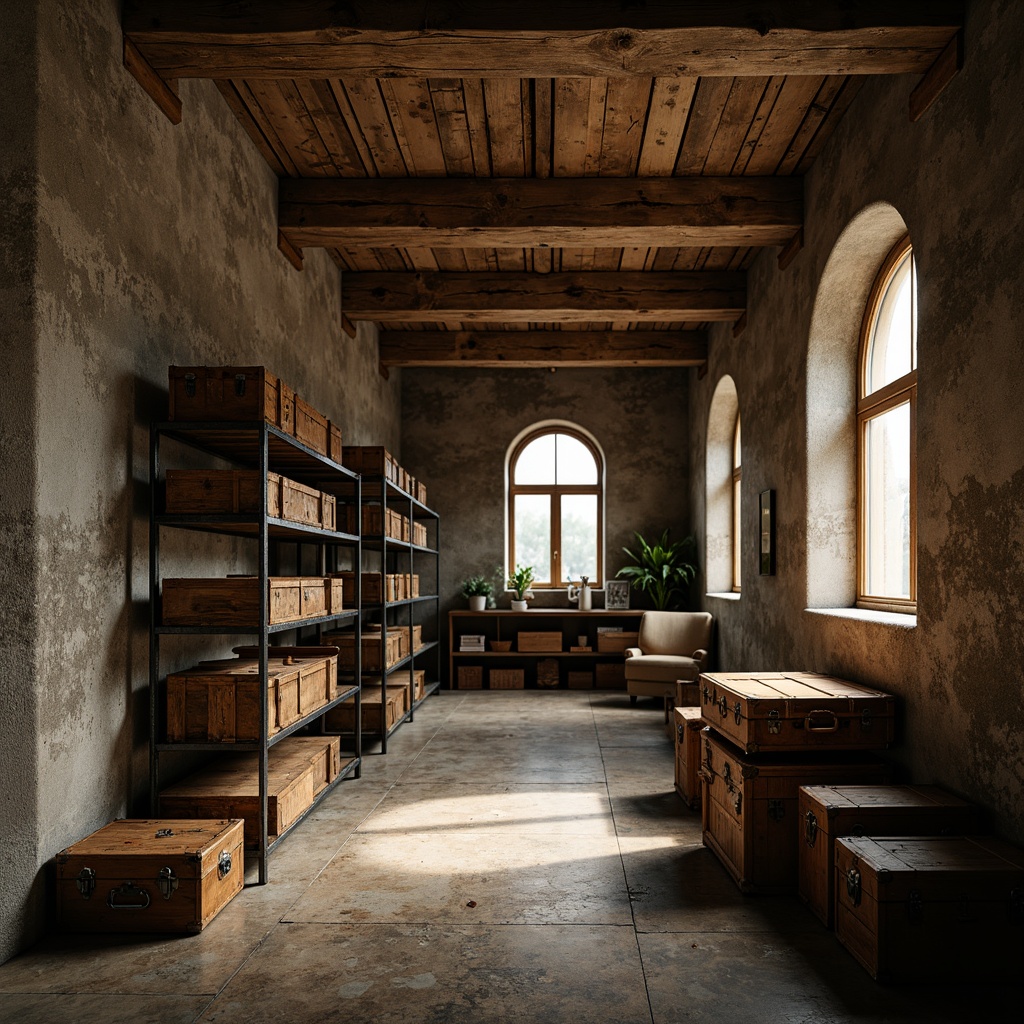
left=507, top=564, right=535, bottom=612
left=461, top=575, right=494, bottom=612
left=617, top=530, right=697, bottom=610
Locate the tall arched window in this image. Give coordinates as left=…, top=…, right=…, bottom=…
left=858, top=236, right=916, bottom=611
left=508, top=427, right=603, bottom=586
left=732, top=413, right=742, bottom=592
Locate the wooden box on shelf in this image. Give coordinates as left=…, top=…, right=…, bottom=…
left=834, top=835, right=1024, bottom=982
left=342, top=446, right=398, bottom=482
left=55, top=818, right=244, bottom=934
left=166, top=647, right=339, bottom=743
left=596, top=663, right=626, bottom=689
left=518, top=631, right=563, bottom=653
left=322, top=629, right=402, bottom=672
left=294, top=396, right=330, bottom=456
left=457, top=666, right=483, bottom=689
left=325, top=685, right=408, bottom=733
left=161, top=576, right=335, bottom=626
left=674, top=707, right=705, bottom=810
left=798, top=783, right=983, bottom=928
left=700, top=727, right=889, bottom=894
left=489, top=668, right=525, bottom=690
left=412, top=669, right=426, bottom=701
left=168, top=365, right=294, bottom=432
left=596, top=631, right=640, bottom=654
left=413, top=522, right=428, bottom=546
left=159, top=736, right=341, bottom=847
left=567, top=671, right=594, bottom=690
left=536, top=659, right=559, bottom=688
left=415, top=481, right=428, bottom=505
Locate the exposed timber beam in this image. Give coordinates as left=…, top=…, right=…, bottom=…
left=379, top=330, right=707, bottom=368
left=343, top=271, right=745, bottom=324
left=279, top=177, right=802, bottom=250
left=123, top=2, right=963, bottom=79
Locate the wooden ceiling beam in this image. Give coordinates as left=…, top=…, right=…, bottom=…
left=379, top=330, right=707, bottom=368
left=344, top=271, right=745, bottom=323
left=123, top=2, right=964, bottom=79
left=279, top=177, right=802, bottom=250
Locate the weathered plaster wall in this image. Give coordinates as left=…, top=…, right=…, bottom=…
left=0, top=0, right=400, bottom=962
left=689, top=0, right=1024, bottom=842
left=401, top=367, right=691, bottom=665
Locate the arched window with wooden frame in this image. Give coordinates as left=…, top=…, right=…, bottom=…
left=732, top=412, right=742, bottom=592
left=858, top=235, right=917, bottom=612
left=508, top=426, right=604, bottom=587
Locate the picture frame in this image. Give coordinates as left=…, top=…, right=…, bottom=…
left=759, top=489, right=776, bottom=576
left=604, top=579, right=630, bottom=609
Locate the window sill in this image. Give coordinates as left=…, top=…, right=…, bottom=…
left=706, top=592, right=741, bottom=602
left=804, top=606, right=917, bottom=629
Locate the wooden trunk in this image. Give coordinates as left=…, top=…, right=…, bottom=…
left=159, top=736, right=341, bottom=847
left=799, top=784, right=983, bottom=928
left=161, top=576, right=333, bottom=626
left=698, top=671, right=895, bottom=754
left=55, top=819, right=244, bottom=933
left=835, top=835, right=1024, bottom=982
left=490, top=668, right=525, bottom=689
left=674, top=707, right=705, bottom=810
left=324, top=686, right=408, bottom=733
left=700, top=727, right=889, bottom=894
left=166, top=648, right=338, bottom=743
left=168, top=365, right=294, bottom=432
left=165, top=469, right=336, bottom=531
left=596, top=631, right=640, bottom=653
left=518, top=631, right=563, bottom=652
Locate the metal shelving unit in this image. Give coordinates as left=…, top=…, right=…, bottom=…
left=149, top=419, right=363, bottom=883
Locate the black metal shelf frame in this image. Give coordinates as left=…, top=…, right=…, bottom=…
left=149, top=419, right=363, bottom=886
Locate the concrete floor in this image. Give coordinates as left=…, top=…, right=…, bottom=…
left=0, top=690, right=1021, bottom=1023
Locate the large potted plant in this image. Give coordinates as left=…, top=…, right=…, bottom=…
left=506, top=564, right=535, bottom=612
left=617, top=530, right=697, bottom=610
left=461, top=575, right=493, bottom=612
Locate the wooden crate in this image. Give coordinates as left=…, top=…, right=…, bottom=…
left=415, top=481, right=428, bottom=505
left=596, top=630, right=639, bottom=653
left=55, top=819, right=244, bottom=934
left=595, top=662, right=626, bottom=689
left=159, top=736, right=341, bottom=847
left=489, top=668, right=525, bottom=690
left=162, top=576, right=332, bottom=626
left=168, top=365, right=294, bottom=433
left=328, top=421, right=342, bottom=463
left=567, top=670, right=594, bottom=690
left=342, top=446, right=397, bottom=482
left=294, top=395, right=330, bottom=455
left=835, top=835, right=1024, bottom=982
left=324, top=686, right=408, bottom=734
left=536, top=658, right=560, bottom=688
left=332, top=571, right=382, bottom=605
left=698, top=671, right=895, bottom=754
left=518, top=631, right=562, bottom=653
left=700, top=727, right=889, bottom=894
left=457, top=665, right=483, bottom=689
left=166, top=648, right=338, bottom=743
left=321, top=629, right=402, bottom=672
left=798, top=784, right=983, bottom=928
left=412, top=669, right=426, bottom=701
left=674, top=707, right=705, bottom=809
left=413, top=522, right=428, bottom=547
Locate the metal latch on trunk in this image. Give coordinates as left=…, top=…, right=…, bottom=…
left=75, top=867, right=96, bottom=900
left=846, top=867, right=862, bottom=906
left=860, top=709, right=873, bottom=733
left=767, top=709, right=781, bottom=735
left=804, top=810, right=818, bottom=847
left=733, top=701, right=742, bottom=725
left=184, top=372, right=196, bottom=397
left=718, top=695, right=728, bottom=718
left=157, top=866, right=178, bottom=900
left=234, top=373, right=247, bottom=397
left=218, top=850, right=233, bottom=880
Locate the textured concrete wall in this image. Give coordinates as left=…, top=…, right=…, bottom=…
left=0, top=0, right=400, bottom=962
left=401, top=367, right=691, bottom=664
left=689, top=0, right=1024, bottom=841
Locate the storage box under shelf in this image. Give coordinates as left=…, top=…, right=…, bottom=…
left=518, top=631, right=563, bottom=653
left=567, top=670, right=594, bottom=690
left=159, top=735, right=342, bottom=847
left=489, top=668, right=525, bottom=690
left=596, top=663, right=626, bottom=689
left=457, top=666, right=483, bottom=689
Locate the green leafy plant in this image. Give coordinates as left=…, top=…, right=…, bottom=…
left=617, top=530, right=697, bottom=610
left=506, top=564, right=535, bottom=601
left=461, top=575, right=494, bottom=598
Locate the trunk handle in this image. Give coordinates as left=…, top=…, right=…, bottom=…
left=107, top=882, right=151, bottom=911
left=805, top=710, right=839, bottom=732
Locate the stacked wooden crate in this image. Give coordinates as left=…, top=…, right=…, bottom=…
left=162, top=576, right=343, bottom=626
left=331, top=571, right=420, bottom=605
left=341, top=445, right=427, bottom=506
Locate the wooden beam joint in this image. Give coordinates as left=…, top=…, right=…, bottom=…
left=277, top=230, right=303, bottom=271
left=910, top=29, right=964, bottom=122
left=123, top=36, right=182, bottom=125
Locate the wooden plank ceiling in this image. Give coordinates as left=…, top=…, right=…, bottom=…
left=123, top=3, right=964, bottom=368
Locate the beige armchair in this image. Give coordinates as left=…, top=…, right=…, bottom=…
left=624, top=611, right=713, bottom=707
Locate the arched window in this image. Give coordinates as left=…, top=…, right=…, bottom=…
left=508, top=426, right=603, bottom=586
left=858, top=236, right=916, bottom=611
left=732, top=413, right=742, bottom=592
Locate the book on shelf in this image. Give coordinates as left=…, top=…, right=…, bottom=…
left=459, top=634, right=486, bottom=651
left=595, top=626, right=624, bottom=634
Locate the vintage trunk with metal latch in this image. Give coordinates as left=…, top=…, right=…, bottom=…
left=674, top=706, right=705, bottom=810
left=55, top=819, right=244, bottom=933
left=799, top=784, right=982, bottom=928
left=700, top=727, right=889, bottom=893
left=698, top=671, right=895, bottom=754
left=834, top=835, right=1024, bottom=981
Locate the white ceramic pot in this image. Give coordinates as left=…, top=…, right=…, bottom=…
left=510, top=599, right=528, bottom=612
left=468, top=595, right=487, bottom=611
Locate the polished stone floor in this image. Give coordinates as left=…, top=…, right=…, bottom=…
left=1, top=691, right=1021, bottom=1023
